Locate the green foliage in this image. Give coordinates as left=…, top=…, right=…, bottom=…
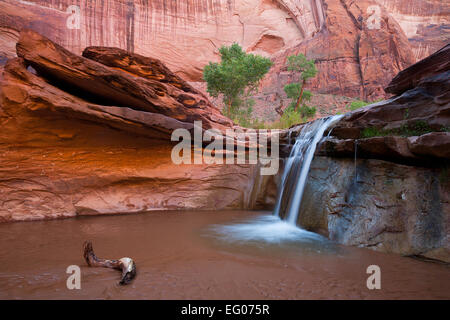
left=203, top=43, right=273, bottom=119
left=283, top=84, right=313, bottom=101
left=403, top=108, right=410, bottom=120
left=285, top=102, right=316, bottom=119
left=283, top=83, right=301, bottom=100
left=282, top=53, right=318, bottom=121
left=228, top=97, right=257, bottom=128
left=348, top=100, right=370, bottom=111
left=301, top=90, right=312, bottom=102
left=361, top=127, right=385, bottom=138
left=268, top=108, right=304, bottom=129
left=286, top=54, right=317, bottom=80
left=413, top=120, right=431, bottom=134
left=440, top=165, right=449, bottom=186
left=361, top=121, right=435, bottom=138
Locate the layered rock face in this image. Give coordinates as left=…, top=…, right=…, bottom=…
left=0, top=142, right=261, bottom=222
left=0, top=0, right=448, bottom=102
left=261, top=0, right=417, bottom=103
left=0, top=30, right=267, bottom=222
left=375, top=0, right=450, bottom=61
left=385, top=44, right=450, bottom=95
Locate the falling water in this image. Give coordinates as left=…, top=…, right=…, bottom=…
left=288, top=130, right=292, bottom=147
left=274, top=115, right=343, bottom=225
left=208, top=115, right=343, bottom=246
left=354, top=139, right=358, bottom=184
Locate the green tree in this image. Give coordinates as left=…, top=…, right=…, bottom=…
left=203, top=43, right=273, bottom=118
left=284, top=54, right=317, bottom=113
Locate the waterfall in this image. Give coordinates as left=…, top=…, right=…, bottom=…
left=274, top=115, right=343, bottom=225
left=354, top=139, right=358, bottom=184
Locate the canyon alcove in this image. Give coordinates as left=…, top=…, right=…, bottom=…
left=0, top=0, right=449, bottom=301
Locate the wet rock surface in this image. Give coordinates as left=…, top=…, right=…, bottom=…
left=299, top=156, right=449, bottom=263
left=280, top=46, right=450, bottom=262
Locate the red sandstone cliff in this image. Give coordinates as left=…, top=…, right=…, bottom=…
left=0, top=0, right=448, bottom=105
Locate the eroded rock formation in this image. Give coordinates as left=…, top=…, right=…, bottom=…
left=15, top=29, right=232, bottom=131
left=0, top=3, right=448, bottom=263
left=260, top=0, right=416, bottom=103
left=0, top=30, right=265, bottom=222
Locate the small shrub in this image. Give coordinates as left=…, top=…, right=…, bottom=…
left=361, top=127, right=386, bottom=138
left=349, top=100, right=370, bottom=111
left=269, top=109, right=304, bottom=129
left=403, top=108, right=409, bottom=120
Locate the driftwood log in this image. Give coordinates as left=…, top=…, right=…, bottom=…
left=83, top=241, right=137, bottom=285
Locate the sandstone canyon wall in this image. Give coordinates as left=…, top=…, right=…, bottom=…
left=1, top=0, right=448, bottom=104
left=375, top=0, right=450, bottom=61
left=0, top=0, right=305, bottom=81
